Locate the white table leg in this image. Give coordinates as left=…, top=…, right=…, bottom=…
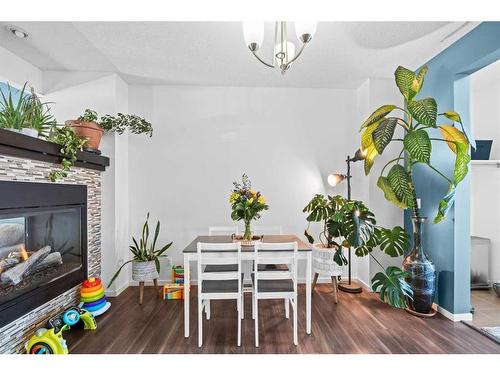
left=306, top=251, right=312, bottom=334
left=184, top=253, right=190, bottom=338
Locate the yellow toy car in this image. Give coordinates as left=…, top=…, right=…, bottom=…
left=25, top=306, right=96, bottom=354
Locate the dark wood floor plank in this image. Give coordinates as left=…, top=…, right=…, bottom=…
left=65, top=285, right=500, bottom=354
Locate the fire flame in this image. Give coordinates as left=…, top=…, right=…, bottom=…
left=19, top=245, right=29, bottom=261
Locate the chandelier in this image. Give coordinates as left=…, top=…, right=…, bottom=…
left=242, top=21, right=317, bottom=75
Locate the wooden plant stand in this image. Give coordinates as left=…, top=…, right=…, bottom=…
left=139, top=279, right=160, bottom=305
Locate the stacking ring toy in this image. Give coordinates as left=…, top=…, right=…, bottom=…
left=79, top=277, right=111, bottom=317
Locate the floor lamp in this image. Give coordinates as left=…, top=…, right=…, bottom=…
left=327, top=148, right=366, bottom=294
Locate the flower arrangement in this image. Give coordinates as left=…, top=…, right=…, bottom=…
left=229, top=174, right=269, bottom=240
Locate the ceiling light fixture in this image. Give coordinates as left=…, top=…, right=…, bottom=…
left=5, top=25, right=29, bottom=39
left=243, top=21, right=317, bottom=75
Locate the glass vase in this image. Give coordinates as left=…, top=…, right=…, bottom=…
left=243, top=220, right=252, bottom=240
left=402, top=216, right=436, bottom=313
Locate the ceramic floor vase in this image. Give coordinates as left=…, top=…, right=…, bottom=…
left=403, top=216, right=436, bottom=314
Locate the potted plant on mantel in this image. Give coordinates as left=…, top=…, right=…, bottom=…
left=67, top=109, right=153, bottom=152
left=108, top=213, right=172, bottom=304
left=359, top=65, right=472, bottom=315
left=304, top=194, right=412, bottom=308
left=229, top=174, right=269, bottom=242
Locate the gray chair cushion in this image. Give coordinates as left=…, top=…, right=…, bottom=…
left=201, top=274, right=244, bottom=293
left=204, top=264, right=238, bottom=272
left=251, top=273, right=294, bottom=293
left=256, top=264, right=289, bottom=272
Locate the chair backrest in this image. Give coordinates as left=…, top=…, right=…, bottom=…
left=197, top=242, right=242, bottom=293
left=251, top=225, right=283, bottom=235
left=254, top=242, right=298, bottom=292
left=208, top=226, right=238, bottom=236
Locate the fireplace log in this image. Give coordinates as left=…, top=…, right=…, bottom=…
left=0, top=246, right=51, bottom=285
left=0, top=244, right=25, bottom=260
left=0, top=256, right=20, bottom=273
left=31, top=252, right=63, bottom=274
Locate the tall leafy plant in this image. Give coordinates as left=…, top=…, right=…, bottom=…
left=360, top=65, right=472, bottom=223
left=304, top=194, right=412, bottom=308
left=23, top=86, right=57, bottom=138
left=0, top=83, right=28, bottom=130
left=108, top=213, right=172, bottom=288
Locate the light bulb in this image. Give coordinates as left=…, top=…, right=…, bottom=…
left=328, top=174, right=345, bottom=187
left=295, top=22, right=317, bottom=43
left=274, top=41, right=296, bottom=67
left=243, top=21, right=264, bottom=51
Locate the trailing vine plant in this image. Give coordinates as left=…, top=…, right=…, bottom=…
left=360, top=65, right=472, bottom=223
left=49, top=126, right=87, bottom=182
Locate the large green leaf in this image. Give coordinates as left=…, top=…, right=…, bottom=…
left=377, top=176, right=408, bottom=209
left=304, top=229, right=315, bottom=244
left=433, top=185, right=456, bottom=224
left=360, top=105, right=397, bottom=131
left=378, top=226, right=409, bottom=257
left=364, top=143, right=378, bottom=175
left=403, top=129, right=431, bottom=163
left=354, top=227, right=381, bottom=257
left=454, top=142, right=470, bottom=185
left=333, top=248, right=348, bottom=266
left=387, top=164, right=414, bottom=208
left=407, top=98, right=437, bottom=126
left=303, top=194, right=334, bottom=222
left=372, top=118, right=397, bottom=154
left=371, top=266, right=413, bottom=309
left=394, top=66, right=417, bottom=100
left=440, top=110, right=476, bottom=149
left=439, top=125, right=469, bottom=154
left=341, top=204, right=376, bottom=248
left=412, top=65, right=428, bottom=95
left=361, top=120, right=382, bottom=151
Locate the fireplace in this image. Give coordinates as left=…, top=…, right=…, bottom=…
left=0, top=181, right=87, bottom=328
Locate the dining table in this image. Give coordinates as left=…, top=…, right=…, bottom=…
left=182, top=234, right=312, bottom=338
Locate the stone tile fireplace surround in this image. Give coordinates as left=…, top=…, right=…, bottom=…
left=0, top=147, right=105, bottom=353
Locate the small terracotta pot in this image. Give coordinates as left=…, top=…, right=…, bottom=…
left=66, top=120, right=104, bottom=150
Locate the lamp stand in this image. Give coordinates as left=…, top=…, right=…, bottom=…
left=338, top=154, right=363, bottom=294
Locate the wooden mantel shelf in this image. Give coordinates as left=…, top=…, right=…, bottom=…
left=0, top=128, right=110, bottom=171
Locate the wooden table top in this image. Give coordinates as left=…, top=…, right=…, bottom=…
left=182, top=234, right=311, bottom=253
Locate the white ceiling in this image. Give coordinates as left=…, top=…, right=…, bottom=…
left=0, top=21, right=479, bottom=89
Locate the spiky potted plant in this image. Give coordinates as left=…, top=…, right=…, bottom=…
left=108, top=213, right=172, bottom=296
left=359, top=65, right=472, bottom=314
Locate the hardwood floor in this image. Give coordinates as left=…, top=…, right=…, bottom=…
left=66, top=285, right=500, bottom=354
left=471, top=289, right=500, bottom=327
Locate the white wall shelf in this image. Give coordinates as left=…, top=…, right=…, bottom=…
left=471, top=160, right=500, bottom=167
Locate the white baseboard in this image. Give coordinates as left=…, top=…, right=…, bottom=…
left=433, top=303, right=473, bottom=321
left=105, top=281, right=129, bottom=297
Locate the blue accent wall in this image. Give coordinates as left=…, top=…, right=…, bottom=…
left=407, top=22, right=500, bottom=314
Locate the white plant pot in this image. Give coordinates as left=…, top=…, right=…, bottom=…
left=132, top=260, right=159, bottom=282
left=21, top=128, right=39, bottom=138
left=312, top=243, right=344, bottom=276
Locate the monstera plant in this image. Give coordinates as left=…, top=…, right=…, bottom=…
left=361, top=65, right=472, bottom=222
left=359, top=65, right=473, bottom=314
left=304, top=194, right=412, bottom=308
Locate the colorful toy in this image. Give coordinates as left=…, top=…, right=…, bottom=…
left=78, top=277, right=111, bottom=316
left=172, top=265, right=184, bottom=284
left=25, top=306, right=96, bottom=354
left=163, top=266, right=189, bottom=300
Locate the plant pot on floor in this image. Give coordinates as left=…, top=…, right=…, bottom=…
left=403, top=216, right=436, bottom=314
left=66, top=119, right=103, bottom=151
left=312, top=244, right=343, bottom=303
left=132, top=260, right=160, bottom=305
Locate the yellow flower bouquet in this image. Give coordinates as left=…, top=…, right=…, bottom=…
left=229, top=174, right=269, bottom=240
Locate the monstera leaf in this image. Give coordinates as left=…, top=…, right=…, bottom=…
left=340, top=203, right=376, bottom=248
left=378, top=226, right=409, bottom=257
left=354, top=227, right=381, bottom=257
left=387, top=164, right=414, bottom=208
left=407, top=97, right=437, bottom=127
left=303, top=194, right=334, bottom=222
left=360, top=104, right=396, bottom=131
left=333, top=247, right=348, bottom=266
left=372, top=118, right=397, bottom=154
left=371, top=266, right=413, bottom=309
left=404, top=129, right=431, bottom=163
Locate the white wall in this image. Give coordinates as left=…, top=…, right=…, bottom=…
left=0, top=45, right=42, bottom=92
left=44, top=73, right=130, bottom=295
left=470, top=61, right=500, bottom=283
left=127, top=85, right=365, bottom=282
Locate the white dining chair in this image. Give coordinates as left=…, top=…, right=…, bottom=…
left=250, top=225, right=283, bottom=235
left=197, top=242, right=242, bottom=347
left=208, top=225, right=239, bottom=236
left=252, top=241, right=298, bottom=347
